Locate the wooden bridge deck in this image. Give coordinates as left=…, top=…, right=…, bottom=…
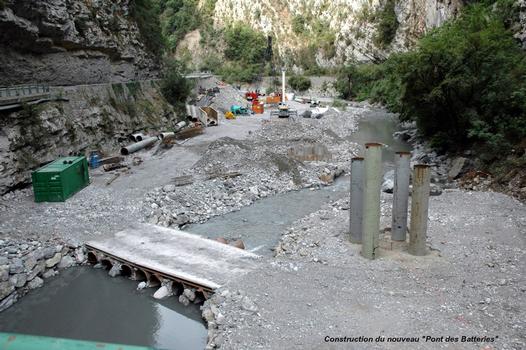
left=85, top=224, right=260, bottom=293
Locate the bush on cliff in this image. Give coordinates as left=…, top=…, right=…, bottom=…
left=160, top=59, right=192, bottom=112
left=336, top=1, right=526, bottom=161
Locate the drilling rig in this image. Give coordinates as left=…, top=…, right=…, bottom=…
left=271, top=68, right=297, bottom=118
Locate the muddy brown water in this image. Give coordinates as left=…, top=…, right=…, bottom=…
left=0, top=109, right=408, bottom=349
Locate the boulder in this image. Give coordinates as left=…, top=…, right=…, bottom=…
left=28, top=277, right=44, bottom=289
left=153, top=285, right=172, bottom=299
left=183, top=288, right=196, bottom=302
left=57, top=255, right=75, bottom=269
left=448, top=157, right=469, bottom=179
left=45, top=253, right=62, bottom=268
left=9, top=258, right=24, bottom=274
left=8, top=273, right=27, bottom=288
left=0, top=265, right=8, bottom=282
left=23, top=255, right=37, bottom=270
left=27, top=261, right=45, bottom=281
left=0, top=281, right=15, bottom=299
left=42, top=269, right=57, bottom=279
left=178, top=294, right=190, bottom=306
left=108, top=263, right=122, bottom=277
left=0, top=292, right=17, bottom=312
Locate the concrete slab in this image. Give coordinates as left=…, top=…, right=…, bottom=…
left=86, top=224, right=260, bottom=290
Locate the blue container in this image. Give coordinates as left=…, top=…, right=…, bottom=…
left=89, top=153, right=100, bottom=169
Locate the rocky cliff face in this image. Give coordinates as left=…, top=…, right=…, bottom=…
left=0, top=81, right=176, bottom=194
left=190, top=0, right=462, bottom=65
left=0, top=0, right=158, bottom=86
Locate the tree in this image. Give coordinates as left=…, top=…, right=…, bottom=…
left=160, top=59, right=192, bottom=112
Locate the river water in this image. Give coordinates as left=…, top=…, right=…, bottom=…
left=0, top=108, right=408, bottom=349
left=185, top=108, right=411, bottom=255
left=0, top=267, right=207, bottom=349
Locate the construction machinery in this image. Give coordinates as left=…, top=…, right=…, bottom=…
left=245, top=90, right=261, bottom=102
left=271, top=68, right=297, bottom=118
left=230, top=105, right=251, bottom=115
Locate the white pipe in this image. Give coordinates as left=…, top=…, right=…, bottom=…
left=282, top=68, right=286, bottom=104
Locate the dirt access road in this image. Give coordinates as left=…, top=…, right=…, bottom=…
left=0, top=113, right=270, bottom=243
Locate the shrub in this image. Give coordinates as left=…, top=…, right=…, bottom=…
left=292, top=15, right=306, bottom=34
left=160, top=59, right=193, bottom=112
left=373, top=0, right=399, bottom=48
left=159, top=0, right=201, bottom=49
left=218, top=23, right=267, bottom=83
left=218, top=63, right=262, bottom=84
left=131, top=0, right=164, bottom=57
left=224, top=24, right=267, bottom=64
left=288, top=75, right=312, bottom=92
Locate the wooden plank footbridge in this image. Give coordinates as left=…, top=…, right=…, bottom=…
left=85, top=224, right=260, bottom=298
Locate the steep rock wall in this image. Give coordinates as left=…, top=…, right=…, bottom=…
left=0, top=0, right=158, bottom=86
left=0, top=81, right=176, bottom=194
left=198, top=0, right=462, bottom=65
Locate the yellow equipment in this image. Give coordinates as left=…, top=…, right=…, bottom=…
left=225, top=111, right=236, bottom=119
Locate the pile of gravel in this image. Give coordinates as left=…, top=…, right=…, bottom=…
left=143, top=109, right=361, bottom=228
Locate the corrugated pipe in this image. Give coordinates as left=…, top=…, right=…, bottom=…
left=121, top=136, right=158, bottom=155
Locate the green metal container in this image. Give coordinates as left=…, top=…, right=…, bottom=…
left=31, top=156, right=89, bottom=202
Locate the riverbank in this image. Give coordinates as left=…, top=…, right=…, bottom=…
left=0, top=90, right=363, bottom=316
left=202, top=190, right=526, bottom=350
left=0, top=86, right=524, bottom=350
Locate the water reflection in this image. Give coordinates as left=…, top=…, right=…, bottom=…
left=0, top=267, right=206, bottom=350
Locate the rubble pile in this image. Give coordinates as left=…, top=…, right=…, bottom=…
left=143, top=110, right=361, bottom=228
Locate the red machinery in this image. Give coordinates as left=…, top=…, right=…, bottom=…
left=245, top=90, right=260, bottom=102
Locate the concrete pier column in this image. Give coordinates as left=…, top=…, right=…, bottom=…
left=361, top=143, right=382, bottom=259
left=350, top=157, right=364, bottom=243
left=409, top=164, right=431, bottom=256
left=391, top=152, right=411, bottom=241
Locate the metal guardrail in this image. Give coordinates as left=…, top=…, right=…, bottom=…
left=0, top=85, right=50, bottom=99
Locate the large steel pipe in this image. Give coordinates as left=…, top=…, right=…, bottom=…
left=131, top=133, right=145, bottom=142
left=361, top=143, right=382, bottom=260
left=349, top=157, right=364, bottom=243
left=409, top=164, right=431, bottom=256
left=121, top=136, right=158, bottom=155
left=391, top=152, right=411, bottom=241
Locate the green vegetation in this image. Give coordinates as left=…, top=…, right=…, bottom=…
left=288, top=75, right=312, bottom=92
left=331, top=99, right=347, bottom=110
left=336, top=0, right=526, bottom=163
left=373, top=0, right=399, bottom=48
left=0, top=0, right=5, bottom=10
left=292, top=15, right=306, bottom=34
left=131, top=0, right=164, bottom=57
left=160, top=58, right=193, bottom=112
left=216, top=23, right=268, bottom=83
left=159, top=0, right=201, bottom=49
left=224, top=24, right=267, bottom=64
left=292, top=16, right=337, bottom=71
